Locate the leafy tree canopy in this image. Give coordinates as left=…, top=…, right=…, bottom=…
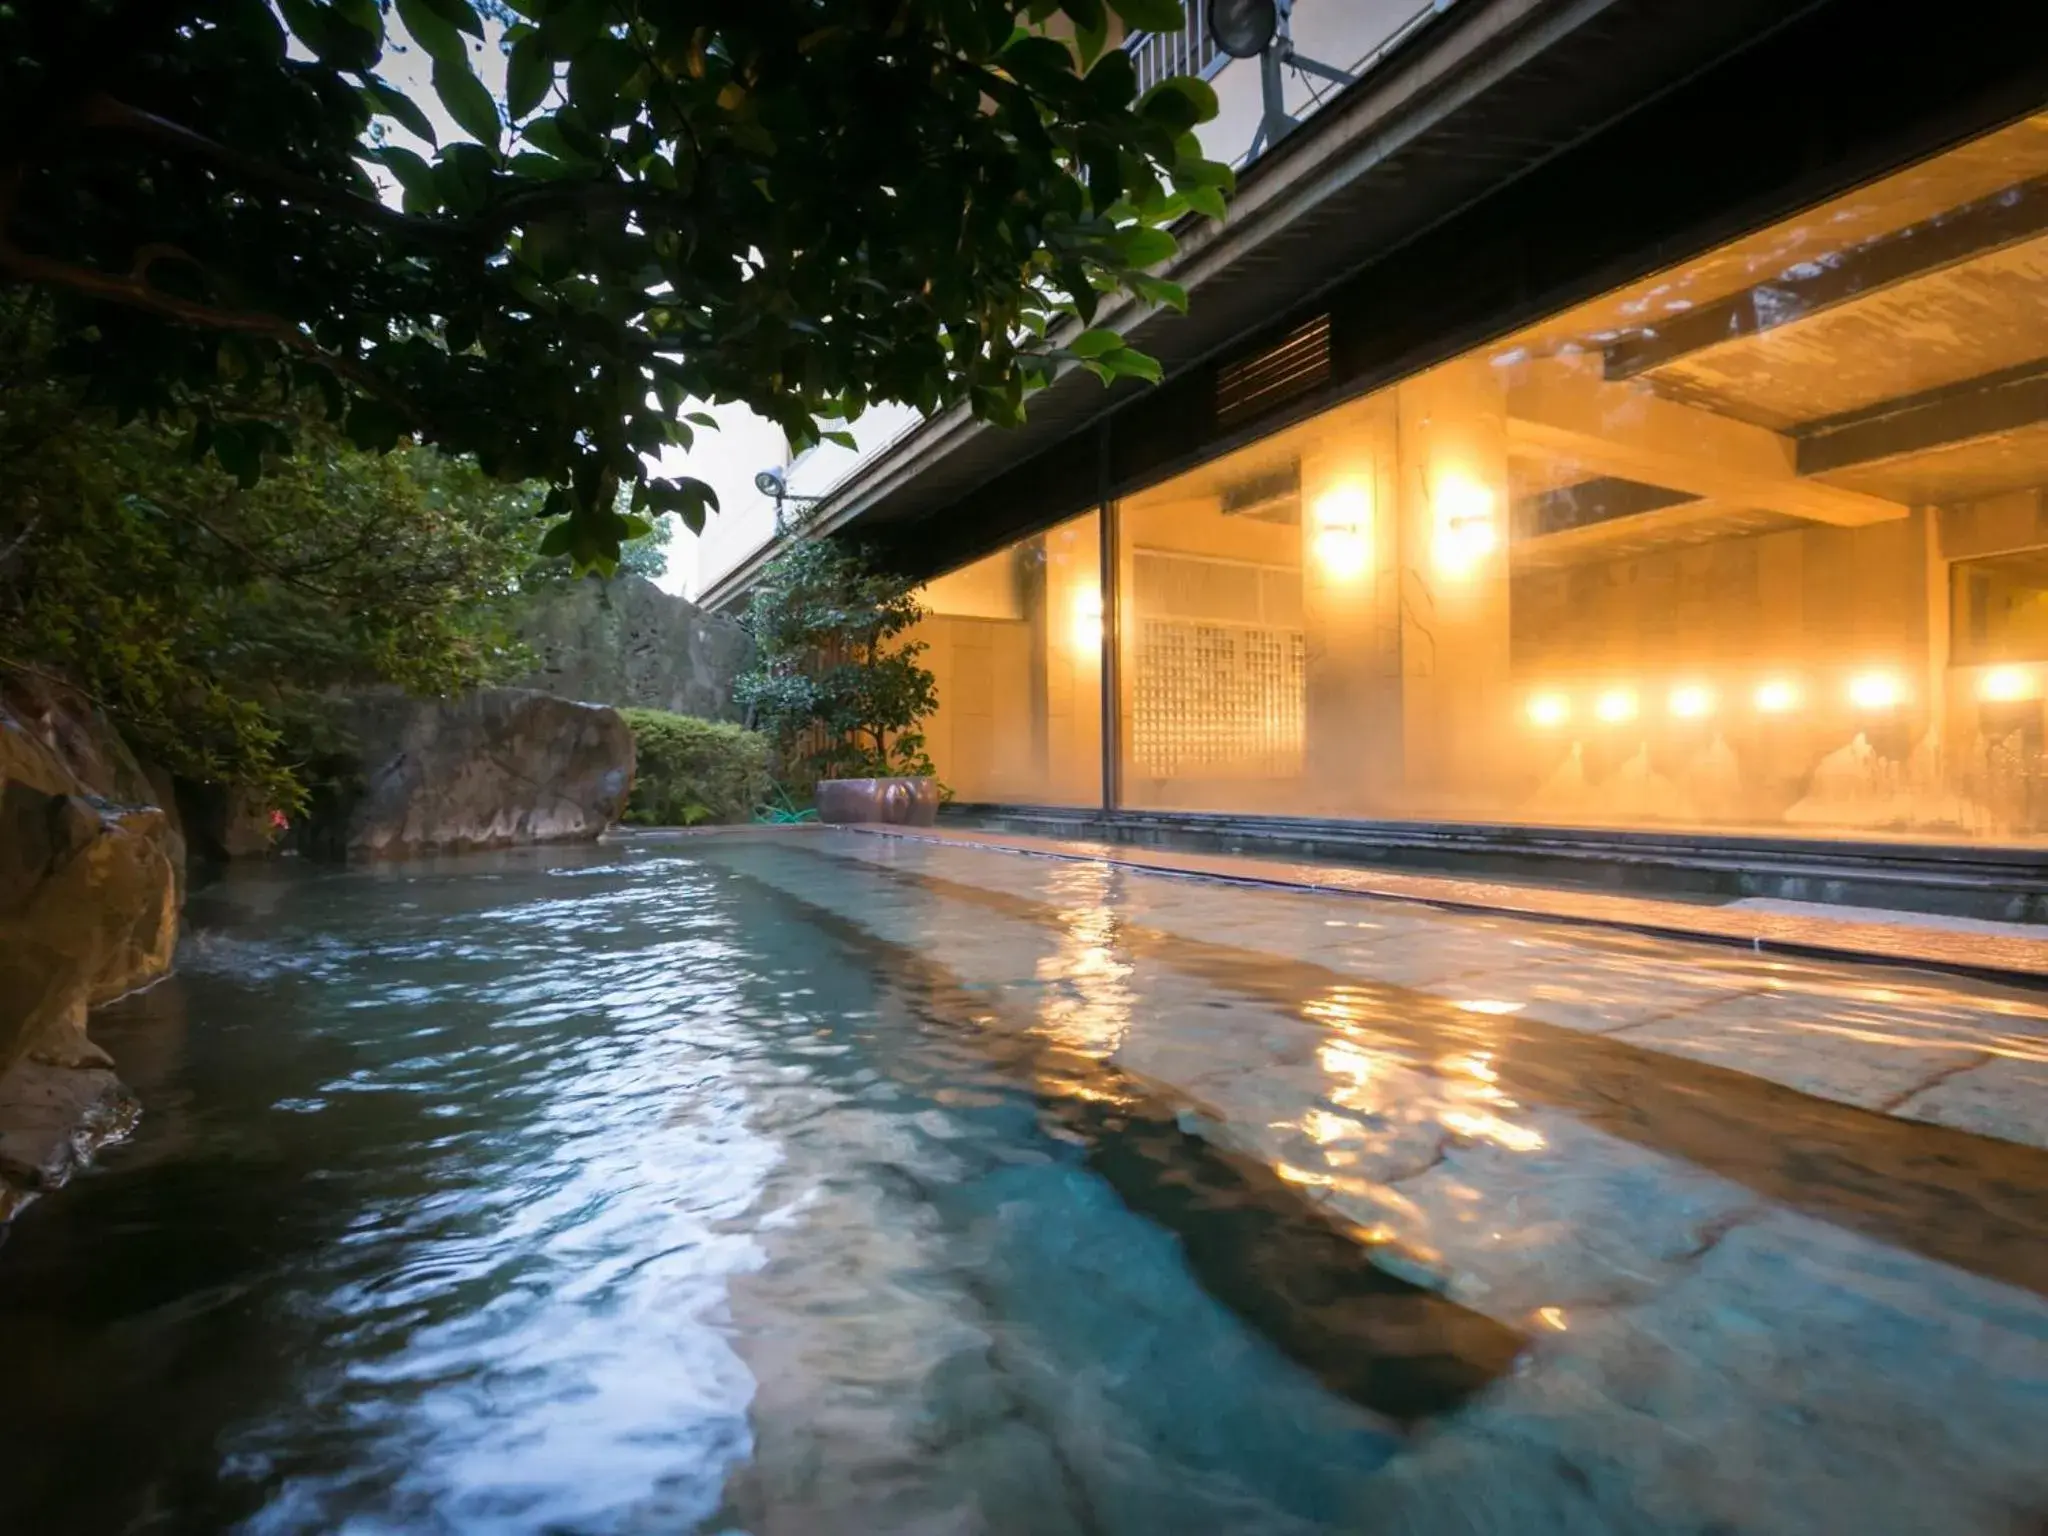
left=1, top=0, right=1230, bottom=570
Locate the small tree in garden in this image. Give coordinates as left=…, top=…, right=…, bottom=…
left=736, top=539, right=939, bottom=787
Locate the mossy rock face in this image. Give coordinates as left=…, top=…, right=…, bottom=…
left=620, top=710, right=770, bottom=827
left=512, top=576, right=752, bottom=721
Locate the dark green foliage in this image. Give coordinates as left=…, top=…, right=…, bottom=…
left=0, top=1, right=1231, bottom=571
left=612, top=515, right=671, bottom=581
left=0, top=320, right=559, bottom=809
left=620, top=708, right=769, bottom=825
left=735, top=538, right=938, bottom=785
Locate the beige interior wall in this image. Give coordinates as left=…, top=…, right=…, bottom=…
left=1299, top=397, right=1403, bottom=811
left=1501, top=513, right=1937, bottom=824
left=1393, top=359, right=1515, bottom=811
left=1101, top=369, right=2025, bottom=834
left=1039, top=516, right=1104, bottom=805
left=921, top=549, right=1024, bottom=621
left=915, top=512, right=1103, bottom=807
left=914, top=614, right=1033, bottom=802
left=1119, top=499, right=1301, bottom=564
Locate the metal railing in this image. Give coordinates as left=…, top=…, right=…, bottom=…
left=1124, top=1, right=1230, bottom=98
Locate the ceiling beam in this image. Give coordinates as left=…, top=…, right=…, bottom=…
left=1511, top=496, right=1792, bottom=566
left=1603, top=174, right=2048, bottom=381
left=1795, top=357, right=2048, bottom=475
left=1507, top=370, right=1911, bottom=526
left=1513, top=474, right=1695, bottom=540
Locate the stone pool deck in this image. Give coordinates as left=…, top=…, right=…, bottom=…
left=685, top=826, right=2048, bottom=1533
left=834, top=824, right=2048, bottom=1152
left=859, top=824, right=2048, bottom=980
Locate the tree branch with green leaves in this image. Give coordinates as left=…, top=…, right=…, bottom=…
left=0, top=0, right=1232, bottom=569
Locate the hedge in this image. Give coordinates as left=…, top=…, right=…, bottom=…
left=620, top=709, right=771, bottom=826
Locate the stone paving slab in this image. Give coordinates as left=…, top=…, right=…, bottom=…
left=722, top=838, right=2048, bottom=1285
left=834, top=829, right=2048, bottom=1153
left=1355, top=1208, right=2048, bottom=1536
left=1609, top=991, right=2018, bottom=1111
left=852, top=824, right=2048, bottom=980
left=1893, top=1054, right=2048, bottom=1147
left=698, top=835, right=2048, bottom=1534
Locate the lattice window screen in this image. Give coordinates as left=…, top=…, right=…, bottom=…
left=1130, top=550, right=1305, bottom=780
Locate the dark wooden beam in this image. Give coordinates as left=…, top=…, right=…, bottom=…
left=1604, top=175, right=2048, bottom=381
left=1795, top=357, right=2048, bottom=475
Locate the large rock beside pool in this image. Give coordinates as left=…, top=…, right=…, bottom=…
left=1, top=679, right=180, bottom=1076
left=1, top=678, right=177, bottom=1220
left=302, top=687, right=636, bottom=858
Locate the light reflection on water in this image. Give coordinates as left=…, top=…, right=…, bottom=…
left=0, top=848, right=1429, bottom=1535
left=9, top=836, right=2044, bottom=1535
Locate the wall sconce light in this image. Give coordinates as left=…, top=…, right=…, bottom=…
left=1980, top=665, right=2037, bottom=703
left=1754, top=678, right=1801, bottom=715
left=1526, top=692, right=1570, bottom=728
left=1667, top=683, right=1715, bottom=720
left=1071, top=589, right=1104, bottom=654
left=1594, top=687, right=1637, bottom=724
left=1848, top=670, right=1904, bottom=711
left=1432, top=474, right=1498, bottom=577
left=1310, top=484, right=1371, bottom=580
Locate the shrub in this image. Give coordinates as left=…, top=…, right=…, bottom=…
left=621, top=710, right=770, bottom=827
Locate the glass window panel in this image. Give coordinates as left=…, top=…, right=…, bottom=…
left=1105, top=111, right=2048, bottom=843
left=912, top=510, right=1102, bottom=807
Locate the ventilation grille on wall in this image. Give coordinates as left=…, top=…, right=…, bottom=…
left=1219, top=459, right=1302, bottom=524
left=1215, top=316, right=1332, bottom=431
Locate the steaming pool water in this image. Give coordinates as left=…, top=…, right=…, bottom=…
left=0, top=831, right=2042, bottom=1534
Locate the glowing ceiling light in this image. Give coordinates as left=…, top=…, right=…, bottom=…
left=1432, top=474, right=1498, bottom=577
left=1981, top=665, right=2036, bottom=703
left=1594, top=687, right=1637, bottom=724
left=1848, top=670, right=1904, bottom=711
left=1526, top=692, right=1570, bottom=729
left=1754, top=678, right=1801, bottom=714
left=1668, top=683, right=1715, bottom=720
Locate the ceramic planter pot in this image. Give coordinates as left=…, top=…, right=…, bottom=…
left=814, top=776, right=940, bottom=827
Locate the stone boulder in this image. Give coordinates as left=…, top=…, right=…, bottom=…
left=1, top=679, right=175, bottom=1217
left=511, top=574, right=751, bottom=721
left=0, top=1061, right=138, bottom=1217
left=0, top=786, right=178, bottom=1071
left=303, top=687, right=636, bottom=859
left=176, top=778, right=283, bottom=863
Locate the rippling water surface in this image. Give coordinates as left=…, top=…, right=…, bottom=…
left=0, top=843, right=1444, bottom=1535
left=10, top=834, right=2046, bottom=1535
